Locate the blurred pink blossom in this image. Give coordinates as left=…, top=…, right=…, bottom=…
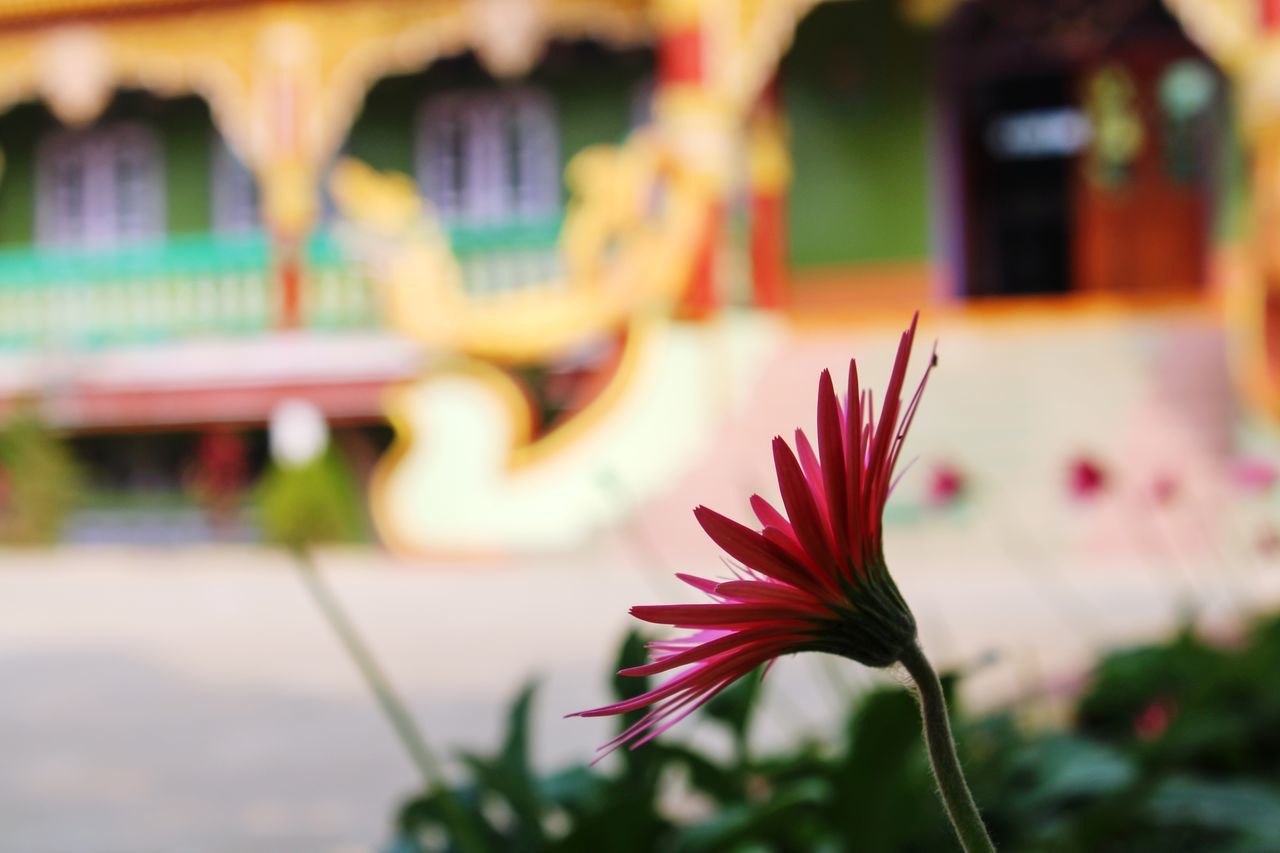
left=1133, top=696, right=1177, bottom=741
left=1149, top=473, right=1179, bottom=506
left=1067, top=456, right=1107, bottom=501
left=1258, top=525, right=1280, bottom=558
left=1232, top=458, right=1278, bottom=495
left=926, top=462, right=965, bottom=508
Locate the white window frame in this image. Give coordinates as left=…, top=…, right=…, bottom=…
left=630, top=76, right=656, bottom=130
left=36, top=122, right=164, bottom=249
left=211, top=134, right=260, bottom=235
left=415, top=88, right=560, bottom=225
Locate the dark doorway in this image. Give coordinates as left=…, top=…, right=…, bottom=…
left=940, top=0, right=1220, bottom=300
left=963, top=72, right=1075, bottom=296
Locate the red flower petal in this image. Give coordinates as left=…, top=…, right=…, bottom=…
left=817, top=369, right=850, bottom=565
left=694, top=505, right=825, bottom=595
left=630, top=603, right=808, bottom=628
left=772, top=437, right=842, bottom=588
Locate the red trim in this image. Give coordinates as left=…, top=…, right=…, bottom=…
left=749, top=76, right=786, bottom=309
left=278, top=250, right=302, bottom=329
left=751, top=193, right=787, bottom=309
left=758, top=75, right=780, bottom=109
left=679, top=203, right=721, bottom=319
left=12, top=379, right=391, bottom=430
left=659, top=27, right=703, bottom=85
left=1264, top=0, right=1280, bottom=31
left=659, top=20, right=717, bottom=318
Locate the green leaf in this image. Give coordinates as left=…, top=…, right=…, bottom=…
left=456, top=681, right=546, bottom=848
left=675, top=777, right=830, bottom=852
left=393, top=785, right=502, bottom=852
left=703, top=666, right=764, bottom=758
left=500, top=680, right=538, bottom=776
left=540, top=765, right=607, bottom=813
left=661, top=743, right=745, bottom=804
left=1013, top=735, right=1136, bottom=806
left=1146, top=776, right=1280, bottom=846
left=611, top=630, right=652, bottom=704
left=609, top=630, right=667, bottom=775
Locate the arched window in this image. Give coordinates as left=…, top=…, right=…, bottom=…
left=417, top=94, right=476, bottom=221
left=37, top=122, right=164, bottom=248
left=211, top=135, right=260, bottom=234
left=630, top=76, right=656, bottom=130
left=416, top=88, right=559, bottom=225
left=504, top=91, right=559, bottom=219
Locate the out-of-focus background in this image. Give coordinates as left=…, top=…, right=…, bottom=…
left=1, top=0, right=1280, bottom=850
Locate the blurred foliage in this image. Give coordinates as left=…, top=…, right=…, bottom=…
left=0, top=408, right=83, bottom=544
left=386, top=614, right=1280, bottom=852
left=255, top=448, right=365, bottom=547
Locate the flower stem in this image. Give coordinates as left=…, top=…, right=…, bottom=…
left=899, top=642, right=995, bottom=853
left=291, top=547, right=487, bottom=853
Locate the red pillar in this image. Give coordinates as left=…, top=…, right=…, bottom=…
left=1264, top=0, right=1280, bottom=30
left=684, top=203, right=722, bottom=319
left=748, top=77, right=789, bottom=309
left=277, top=242, right=303, bottom=329
left=658, top=14, right=719, bottom=320
left=751, top=194, right=786, bottom=309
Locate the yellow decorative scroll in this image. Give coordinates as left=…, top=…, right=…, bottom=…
left=0, top=0, right=650, bottom=236
left=330, top=128, right=714, bottom=362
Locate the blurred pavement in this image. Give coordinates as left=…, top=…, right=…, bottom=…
left=1, top=536, right=1278, bottom=851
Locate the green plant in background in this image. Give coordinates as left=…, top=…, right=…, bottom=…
left=0, top=407, right=83, bottom=544
left=386, top=612, right=1280, bottom=852
left=256, top=446, right=365, bottom=547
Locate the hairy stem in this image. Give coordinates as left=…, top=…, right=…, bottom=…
left=899, top=642, right=996, bottom=853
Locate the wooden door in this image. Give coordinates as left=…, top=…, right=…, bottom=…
left=1072, top=42, right=1215, bottom=296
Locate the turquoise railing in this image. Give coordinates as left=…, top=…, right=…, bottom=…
left=0, top=231, right=373, bottom=350
left=0, top=218, right=564, bottom=351
left=446, top=217, right=565, bottom=296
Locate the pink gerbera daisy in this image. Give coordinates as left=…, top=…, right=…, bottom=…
left=573, top=314, right=936, bottom=756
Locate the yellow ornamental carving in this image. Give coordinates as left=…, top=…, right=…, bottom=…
left=330, top=128, right=714, bottom=363
left=1161, top=0, right=1280, bottom=421
left=370, top=314, right=781, bottom=555
left=331, top=121, right=775, bottom=554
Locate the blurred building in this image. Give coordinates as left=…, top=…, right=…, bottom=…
left=0, top=0, right=1270, bottom=545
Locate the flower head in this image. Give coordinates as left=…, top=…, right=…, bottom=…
left=1067, top=455, right=1108, bottom=501
left=573, top=315, right=935, bottom=757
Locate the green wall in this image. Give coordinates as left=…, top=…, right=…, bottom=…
left=782, top=1, right=935, bottom=268
left=161, top=98, right=213, bottom=235
left=533, top=58, right=645, bottom=182
left=345, top=74, right=419, bottom=176
left=0, top=104, right=46, bottom=246
left=346, top=46, right=652, bottom=197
